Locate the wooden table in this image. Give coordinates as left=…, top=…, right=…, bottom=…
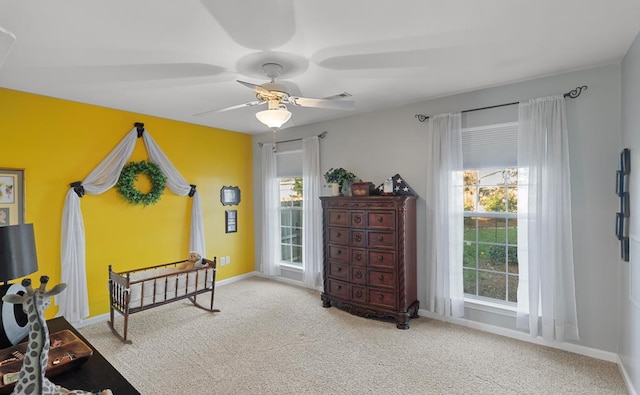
left=47, top=317, right=140, bottom=394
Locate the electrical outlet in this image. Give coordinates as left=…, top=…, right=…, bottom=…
left=220, top=257, right=226, bottom=266
left=226, top=256, right=231, bottom=265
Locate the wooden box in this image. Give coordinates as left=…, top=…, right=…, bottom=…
left=0, top=330, right=93, bottom=393
left=350, top=182, right=376, bottom=197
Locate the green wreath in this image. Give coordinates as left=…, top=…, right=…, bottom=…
left=116, top=161, right=166, bottom=206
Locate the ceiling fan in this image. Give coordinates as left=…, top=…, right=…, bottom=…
left=194, top=62, right=354, bottom=129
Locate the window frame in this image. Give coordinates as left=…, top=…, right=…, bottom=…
left=278, top=177, right=303, bottom=268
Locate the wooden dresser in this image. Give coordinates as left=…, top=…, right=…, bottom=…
left=320, top=195, right=419, bottom=329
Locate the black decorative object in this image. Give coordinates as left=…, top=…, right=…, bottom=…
left=0, top=224, right=38, bottom=348
left=220, top=186, right=241, bottom=206
left=616, top=148, right=631, bottom=262
left=134, top=122, right=145, bottom=137
left=225, top=210, right=237, bottom=233
left=391, top=174, right=417, bottom=196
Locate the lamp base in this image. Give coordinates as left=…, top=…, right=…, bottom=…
left=0, top=283, right=29, bottom=349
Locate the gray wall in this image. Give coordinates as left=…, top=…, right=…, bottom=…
left=253, top=63, right=622, bottom=354
left=620, top=30, right=640, bottom=393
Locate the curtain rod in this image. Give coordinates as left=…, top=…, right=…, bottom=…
left=414, top=85, right=588, bottom=123
left=257, top=131, right=327, bottom=147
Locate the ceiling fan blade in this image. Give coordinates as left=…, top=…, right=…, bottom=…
left=289, top=96, right=355, bottom=111
left=193, top=100, right=264, bottom=117
left=237, top=80, right=271, bottom=96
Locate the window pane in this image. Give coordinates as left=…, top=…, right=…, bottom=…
left=281, top=245, right=291, bottom=261
left=281, top=210, right=291, bottom=226
left=507, top=187, right=518, bottom=212
left=464, top=268, right=477, bottom=295
left=291, top=210, right=302, bottom=227
left=464, top=217, right=477, bottom=241
left=281, top=227, right=292, bottom=242
left=292, top=227, right=302, bottom=245
left=508, top=274, right=518, bottom=303
left=292, top=246, right=302, bottom=264
left=464, top=187, right=476, bottom=211
left=478, top=271, right=506, bottom=301
left=463, top=242, right=476, bottom=268
left=463, top=171, right=478, bottom=186
left=477, top=217, right=507, bottom=243
left=507, top=246, right=518, bottom=273
left=507, top=218, right=517, bottom=244
left=478, top=244, right=506, bottom=271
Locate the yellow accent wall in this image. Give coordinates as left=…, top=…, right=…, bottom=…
left=0, top=88, right=254, bottom=318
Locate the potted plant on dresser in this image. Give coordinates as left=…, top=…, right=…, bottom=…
left=324, top=168, right=359, bottom=196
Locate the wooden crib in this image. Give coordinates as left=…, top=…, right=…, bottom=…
left=107, top=258, right=219, bottom=343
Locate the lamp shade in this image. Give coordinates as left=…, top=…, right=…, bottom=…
left=255, top=108, right=292, bottom=129
left=0, top=224, right=38, bottom=283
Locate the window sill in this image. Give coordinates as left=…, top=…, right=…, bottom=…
left=464, top=297, right=517, bottom=317
left=279, top=263, right=303, bottom=272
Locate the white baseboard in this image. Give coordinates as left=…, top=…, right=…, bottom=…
left=418, top=308, right=618, bottom=363
left=618, top=355, right=638, bottom=395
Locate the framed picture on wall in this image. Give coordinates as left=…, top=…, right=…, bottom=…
left=616, top=170, right=624, bottom=196
left=220, top=186, right=241, bottom=206
left=621, top=148, right=631, bottom=175
left=0, top=169, right=24, bottom=226
left=225, top=210, right=237, bottom=233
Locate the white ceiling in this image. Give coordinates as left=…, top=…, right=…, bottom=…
left=0, top=1, right=639, bottom=135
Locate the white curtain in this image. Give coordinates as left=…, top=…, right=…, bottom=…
left=302, top=137, right=323, bottom=289
left=517, top=95, right=580, bottom=342
left=57, top=127, right=206, bottom=324
left=425, top=113, right=465, bottom=317
left=261, top=143, right=281, bottom=276
left=0, top=25, right=16, bottom=71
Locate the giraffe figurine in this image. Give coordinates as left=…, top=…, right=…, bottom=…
left=2, top=276, right=112, bottom=395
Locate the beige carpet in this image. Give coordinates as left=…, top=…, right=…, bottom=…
left=79, top=277, right=627, bottom=395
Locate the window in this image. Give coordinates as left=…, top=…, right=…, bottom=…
left=463, top=168, right=518, bottom=304
left=461, top=121, right=519, bottom=305
left=279, top=177, right=303, bottom=266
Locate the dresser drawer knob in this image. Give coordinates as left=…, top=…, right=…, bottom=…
left=355, top=271, right=363, bottom=279
left=337, top=250, right=342, bottom=255
left=337, top=285, right=342, bottom=290
left=355, top=289, right=363, bottom=298
left=336, top=232, right=341, bottom=237
left=353, top=215, right=362, bottom=223
left=378, top=274, right=384, bottom=281
left=378, top=294, right=384, bottom=300
left=377, top=235, right=384, bottom=242
left=337, top=267, right=342, bottom=272
left=354, top=234, right=362, bottom=242
left=355, top=252, right=362, bottom=261
left=377, top=255, right=384, bottom=261
left=377, top=216, right=384, bottom=223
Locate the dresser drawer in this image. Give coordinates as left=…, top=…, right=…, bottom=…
left=350, top=211, right=365, bottom=227
left=368, top=250, right=395, bottom=268
left=329, top=262, right=349, bottom=281
left=350, top=230, right=365, bottom=247
left=369, top=270, right=396, bottom=288
left=328, top=245, right=349, bottom=263
left=367, top=211, right=395, bottom=229
left=351, top=285, right=367, bottom=303
left=351, top=266, right=366, bottom=284
left=328, top=227, right=348, bottom=245
left=328, top=210, right=348, bottom=227
left=368, top=231, right=395, bottom=249
left=369, top=288, right=396, bottom=308
left=327, top=279, right=349, bottom=300
left=350, top=248, right=367, bottom=266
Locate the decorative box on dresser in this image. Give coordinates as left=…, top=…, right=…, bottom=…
left=320, top=195, right=419, bottom=329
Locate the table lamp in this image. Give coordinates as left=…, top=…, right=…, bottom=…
left=0, top=224, right=38, bottom=285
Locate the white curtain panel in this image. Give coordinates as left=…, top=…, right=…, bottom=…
left=517, top=95, right=580, bottom=342
left=0, top=25, right=16, bottom=71
left=142, top=132, right=205, bottom=255
left=425, top=113, right=465, bottom=317
left=58, top=127, right=205, bottom=323
left=302, top=136, right=323, bottom=289
left=261, top=143, right=281, bottom=276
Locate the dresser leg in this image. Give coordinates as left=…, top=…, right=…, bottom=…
left=321, top=293, right=331, bottom=308
left=396, top=313, right=410, bottom=329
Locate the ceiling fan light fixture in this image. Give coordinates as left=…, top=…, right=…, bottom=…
left=255, top=106, right=292, bottom=129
